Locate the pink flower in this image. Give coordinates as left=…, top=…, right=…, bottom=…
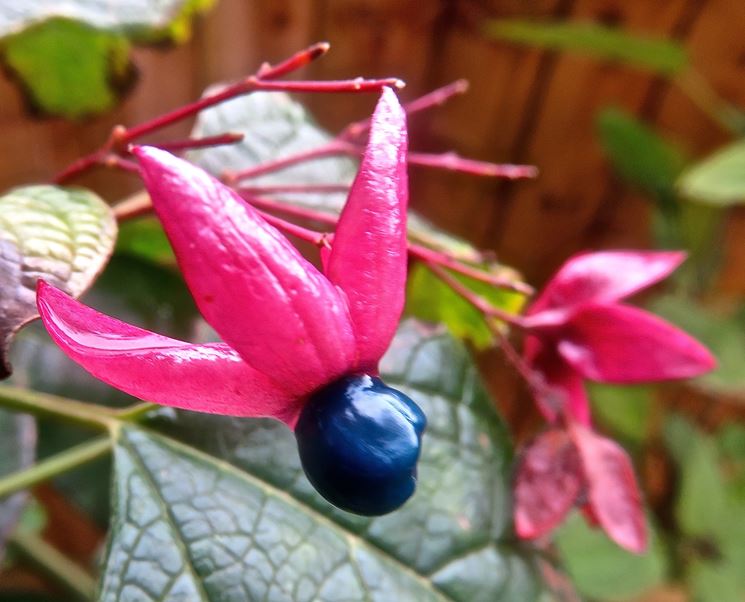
left=521, top=251, right=716, bottom=425
left=514, top=422, right=646, bottom=552
left=36, top=89, right=425, bottom=516
left=514, top=250, right=716, bottom=552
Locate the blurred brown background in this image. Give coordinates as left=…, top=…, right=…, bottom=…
left=2, top=0, right=744, bottom=285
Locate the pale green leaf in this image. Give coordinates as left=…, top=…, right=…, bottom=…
left=0, top=185, right=116, bottom=378
left=678, top=140, right=745, bottom=206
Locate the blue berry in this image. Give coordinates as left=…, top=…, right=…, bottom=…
left=295, top=374, right=426, bottom=516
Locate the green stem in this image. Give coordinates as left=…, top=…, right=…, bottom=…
left=0, top=438, right=111, bottom=499
left=10, top=530, right=97, bottom=600
left=0, top=385, right=116, bottom=431
left=115, top=401, right=157, bottom=422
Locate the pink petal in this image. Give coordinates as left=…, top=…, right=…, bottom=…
left=558, top=303, right=716, bottom=383
left=514, top=429, right=582, bottom=539
left=37, top=282, right=302, bottom=425
left=132, top=146, right=356, bottom=398
left=570, top=423, right=647, bottom=553
left=525, top=336, right=592, bottom=425
left=325, top=88, right=408, bottom=371
left=528, top=251, right=686, bottom=317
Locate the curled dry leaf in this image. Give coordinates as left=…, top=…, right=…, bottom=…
left=0, top=185, right=116, bottom=378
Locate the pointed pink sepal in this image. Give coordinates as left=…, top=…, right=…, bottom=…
left=529, top=251, right=686, bottom=316
left=132, top=145, right=356, bottom=398
left=570, top=423, right=647, bottom=553
left=514, top=429, right=582, bottom=539
left=36, top=282, right=302, bottom=425
left=326, top=88, right=408, bottom=372
left=558, top=303, right=716, bottom=383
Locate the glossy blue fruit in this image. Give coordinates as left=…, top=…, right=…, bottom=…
left=295, top=374, right=426, bottom=516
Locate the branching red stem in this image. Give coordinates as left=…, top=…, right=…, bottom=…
left=424, top=263, right=526, bottom=327
left=341, top=79, right=470, bottom=139
left=150, top=133, right=244, bottom=152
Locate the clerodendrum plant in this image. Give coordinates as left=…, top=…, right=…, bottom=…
left=0, top=42, right=719, bottom=599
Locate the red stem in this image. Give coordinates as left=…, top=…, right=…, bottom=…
left=255, top=209, right=330, bottom=247
left=239, top=183, right=350, bottom=195
left=407, top=152, right=538, bottom=179
left=242, top=193, right=533, bottom=295
left=256, top=42, right=330, bottom=79
left=101, top=154, right=141, bottom=175
left=341, top=79, right=470, bottom=140
left=225, top=140, right=354, bottom=183
left=424, top=262, right=526, bottom=327
left=410, top=244, right=533, bottom=295
left=149, top=133, right=244, bottom=152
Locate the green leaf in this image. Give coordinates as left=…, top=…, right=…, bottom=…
left=0, top=185, right=116, bottom=379
left=664, top=416, right=727, bottom=538
left=689, top=560, right=742, bottom=602
left=0, top=1, right=214, bottom=117
left=554, top=512, right=667, bottom=601
left=596, top=107, right=686, bottom=198
left=115, top=216, right=176, bottom=267
left=649, top=295, right=745, bottom=397
left=101, top=321, right=542, bottom=601
left=678, top=140, right=745, bottom=206
left=187, top=89, right=500, bottom=264
left=484, top=19, right=688, bottom=76
left=2, top=19, right=134, bottom=118
left=0, top=411, right=36, bottom=562
left=588, top=383, right=652, bottom=446
left=405, top=264, right=525, bottom=349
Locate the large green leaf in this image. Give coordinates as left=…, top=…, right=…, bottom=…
left=101, top=321, right=542, bottom=601
left=0, top=185, right=116, bottom=379
left=0, top=1, right=214, bottom=117
left=0, top=411, right=36, bottom=564
left=678, top=140, right=745, bottom=206
left=484, top=20, right=688, bottom=76
left=187, top=89, right=497, bottom=263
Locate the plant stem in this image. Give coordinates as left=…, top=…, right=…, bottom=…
left=244, top=193, right=534, bottom=294
left=0, top=438, right=111, bottom=500
left=115, top=401, right=158, bottom=421
left=0, top=385, right=115, bottom=431
left=10, top=530, right=97, bottom=601
left=341, top=79, right=470, bottom=139
left=151, top=132, right=244, bottom=152
left=224, top=140, right=355, bottom=182
left=406, top=151, right=538, bottom=179
left=424, top=262, right=526, bottom=327
left=239, top=183, right=350, bottom=195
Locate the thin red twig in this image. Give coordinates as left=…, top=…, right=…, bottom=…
left=224, top=141, right=354, bottom=183
left=424, top=262, right=526, bottom=327
left=242, top=193, right=533, bottom=294
left=407, top=152, right=538, bottom=179
left=149, top=133, right=244, bottom=152
left=341, top=79, right=470, bottom=139
left=239, top=183, right=350, bottom=195
left=53, top=43, right=400, bottom=184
